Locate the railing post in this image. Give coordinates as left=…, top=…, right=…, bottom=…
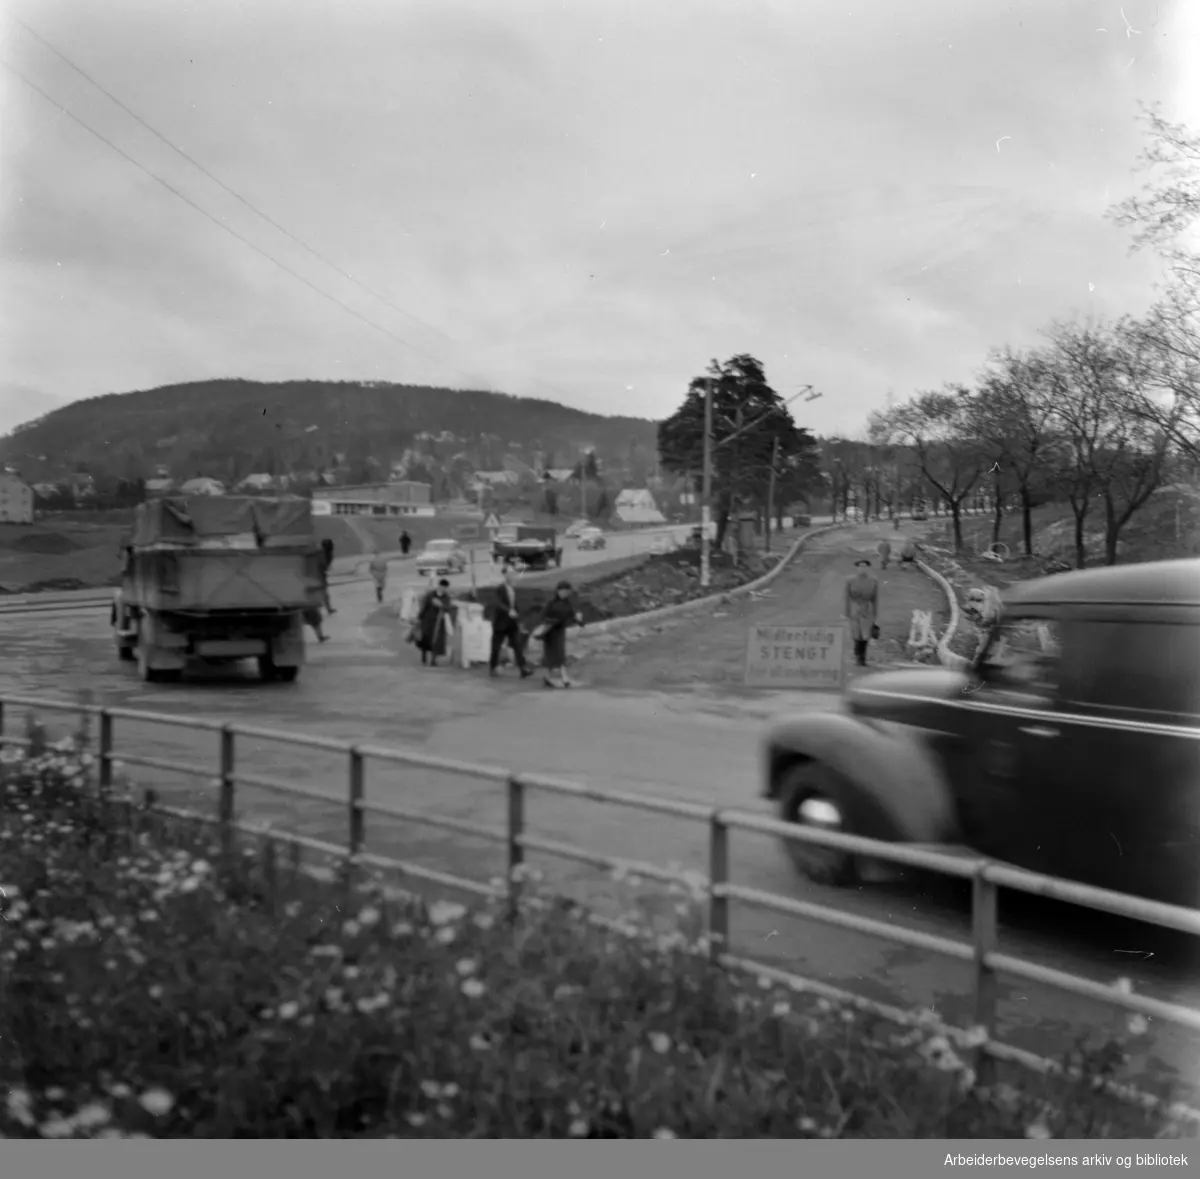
left=971, top=863, right=999, bottom=1084
left=0, top=698, right=5, bottom=749
left=218, top=724, right=236, bottom=863
left=506, top=773, right=525, bottom=920
left=97, top=710, right=114, bottom=794
left=346, top=746, right=366, bottom=888
left=708, top=811, right=730, bottom=963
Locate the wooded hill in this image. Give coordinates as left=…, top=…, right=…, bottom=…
left=0, top=379, right=660, bottom=490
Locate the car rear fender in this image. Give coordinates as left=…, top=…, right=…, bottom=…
left=761, top=713, right=958, bottom=844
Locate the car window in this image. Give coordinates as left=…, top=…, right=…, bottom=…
left=980, top=617, right=1063, bottom=695
left=1063, top=620, right=1200, bottom=722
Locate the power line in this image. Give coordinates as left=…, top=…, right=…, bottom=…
left=3, top=59, right=475, bottom=382
left=13, top=17, right=453, bottom=347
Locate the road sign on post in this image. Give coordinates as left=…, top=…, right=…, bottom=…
left=744, top=623, right=847, bottom=690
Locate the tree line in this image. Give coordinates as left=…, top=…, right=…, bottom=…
left=658, top=107, right=1200, bottom=568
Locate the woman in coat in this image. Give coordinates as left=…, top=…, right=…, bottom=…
left=416, top=578, right=455, bottom=667
left=876, top=537, right=892, bottom=570
left=845, top=557, right=880, bottom=668
left=536, top=580, right=584, bottom=688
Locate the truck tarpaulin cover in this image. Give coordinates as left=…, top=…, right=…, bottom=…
left=130, top=496, right=315, bottom=548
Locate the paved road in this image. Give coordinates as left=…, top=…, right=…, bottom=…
left=1, top=519, right=1197, bottom=1106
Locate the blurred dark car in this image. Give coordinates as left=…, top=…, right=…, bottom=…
left=760, top=558, right=1200, bottom=908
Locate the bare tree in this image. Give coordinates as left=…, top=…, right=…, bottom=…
left=884, top=387, right=987, bottom=552
left=972, top=347, right=1060, bottom=556
left=1044, top=320, right=1177, bottom=566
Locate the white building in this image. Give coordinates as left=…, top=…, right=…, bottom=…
left=179, top=477, right=226, bottom=496
left=613, top=488, right=666, bottom=526
left=0, top=473, right=34, bottom=523
left=310, top=480, right=434, bottom=518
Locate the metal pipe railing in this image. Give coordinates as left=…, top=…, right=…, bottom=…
left=3, top=691, right=1199, bottom=1117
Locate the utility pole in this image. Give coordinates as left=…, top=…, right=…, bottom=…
left=765, top=435, right=780, bottom=553
left=701, top=377, right=714, bottom=588
left=580, top=452, right=588, bottom=521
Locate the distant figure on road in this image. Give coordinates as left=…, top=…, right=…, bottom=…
left=303, top=604, right=328, bottom=644
left=877, top=538, right=892, bottom=570
left=535, top=579, right=584, bottom=689
left=899, top=536, right=920, bottom=569
left=489, top=565, right=533, bottom=679
left=416, top=578, right=454, bottom=667
left=368, top=551, right=389, bottom=603
left=399, top=531, right=412, bottom=556
left=893, top=514, right=901, bottom=530
left=845, top=558, right=880, bottom=668
left=319, top=538, right=336, bottom=614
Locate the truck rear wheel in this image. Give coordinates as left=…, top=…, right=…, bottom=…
left=258, top=656, right=299, bottom=683
left=777, top=762, right=861, bottom=888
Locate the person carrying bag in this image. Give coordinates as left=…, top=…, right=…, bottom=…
left=534, top=580, right=584, bottom=688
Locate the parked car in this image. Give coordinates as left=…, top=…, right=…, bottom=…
left=415, top=538, right=468, bottom=576
left=576, top=527, right=607, bottom=551
left=564, top=519, right=591, bottom=539
left=760, top=558, right=1200, bottom=908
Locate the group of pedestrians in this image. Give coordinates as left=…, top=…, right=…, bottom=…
left=843, top=531, right=922, bottom=668
left=408, top=564, right=584, bottom=688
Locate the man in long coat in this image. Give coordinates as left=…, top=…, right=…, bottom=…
left=489, top=565, right=533, bottom=678
left=845, top=557, right=880, bottom=667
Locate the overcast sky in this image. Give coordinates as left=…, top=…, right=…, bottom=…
left=0, top=0, right=1194, bottom=440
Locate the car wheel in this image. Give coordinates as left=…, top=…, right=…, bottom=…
left=776, top=762, right=860, bottom=887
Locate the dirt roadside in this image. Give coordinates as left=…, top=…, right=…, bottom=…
left=574, top=520, right=950, bottom=697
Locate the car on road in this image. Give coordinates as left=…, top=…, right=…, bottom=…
left=415, top=539, right=468, bottom=576
left=564, top=519, right=591, bottom=539
left=760, top=557, right=1200, bottom=909
left=576, top=527, right=606, bottom=551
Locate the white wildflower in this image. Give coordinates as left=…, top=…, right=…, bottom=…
left=419, top=1081, right=441, bottom=1099
left=568, top=1118, right=589, bottom=1137
left=1127, top=1013, right=1150, bottom=1037
left=278, top=1001, right=300, bottom=1021
left=38, top=1115, right=75, bottom=1138
left=434, top=927, right=457, bottom=945
left=772, top=1001, right=790, bottom=1018
left=958, top=1024, right=989, bottom=1049
left=798, top=1116, right=817, bottom=1134
left=652, top=1127, right=677, bottom=1139
left=406, top=1112, right=426, bottom=1128
left=428, top=900, right=466, bottom=927
left=342, top=921, right=361, bottom=938
left=469, top=1033, right=492, bottom=1051
left=473, top=914, right=494, bottom=931
left=391, top=921, right=414, bottom=938
left=138, top=1088, right=175, bottom=1117
left=1025, top=1121, right=1052, bottom=1139
left=648, top=1032, right=671, bottom=1055
left=460, top=978, right=485, bottom=999
left=71, top=1102, right=111, bottom=1130
left=358, top=907, right=381, bottom=928
left=45, top=1087, right=65, bottom=1102
left=455, top=958, right=478, bottom=977
left=5, top=1088, right=34, bottom=1127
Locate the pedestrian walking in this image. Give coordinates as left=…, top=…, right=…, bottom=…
left=303, top=605, right=328, bottom=644
left=845, top=558, right=880, bottom=668
left=898, top=536, right=919, bottom=569
left=399, top=531, right=412, bottom=556
left=877, top=538, right=892, bottom=570
left=369, top=551, right=389, bottom=603
left=319, top=538, right=336, bottom=613
left=415, top=578, right=455, bottom=667
left=532, top=579, right=584, bottom=688
left=489, top=565, right=533, bottom=678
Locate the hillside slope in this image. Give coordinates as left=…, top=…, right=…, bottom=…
left=0, top=379, right=659, bottom=487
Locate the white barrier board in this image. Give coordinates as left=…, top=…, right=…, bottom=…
left=456, top=616, right=493, bottom=667
left=744, top=623, right=847, bottom=690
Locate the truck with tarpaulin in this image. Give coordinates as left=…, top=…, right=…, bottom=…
left=110, top=495, right=324, bottom=683
left=491, top=524, right=563, bottom=571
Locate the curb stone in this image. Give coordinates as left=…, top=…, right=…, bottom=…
left=914, top=558, right=970, bottom=671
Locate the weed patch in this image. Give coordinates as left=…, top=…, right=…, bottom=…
left=0, top=725, right=1192, bottom=1140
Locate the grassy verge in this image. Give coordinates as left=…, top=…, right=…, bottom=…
left=2, top=725, right=1192, bottom=1140
left=460, top=543, right=785, bottom=630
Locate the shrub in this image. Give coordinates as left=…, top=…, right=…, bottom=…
left=0, top=739, right=1194, bottom=1139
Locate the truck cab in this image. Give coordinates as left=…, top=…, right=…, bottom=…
left=762, top=558, right=1200, bottom=908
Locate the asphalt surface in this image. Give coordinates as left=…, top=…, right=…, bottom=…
left=1, top=519, right=1197, bottom=1107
